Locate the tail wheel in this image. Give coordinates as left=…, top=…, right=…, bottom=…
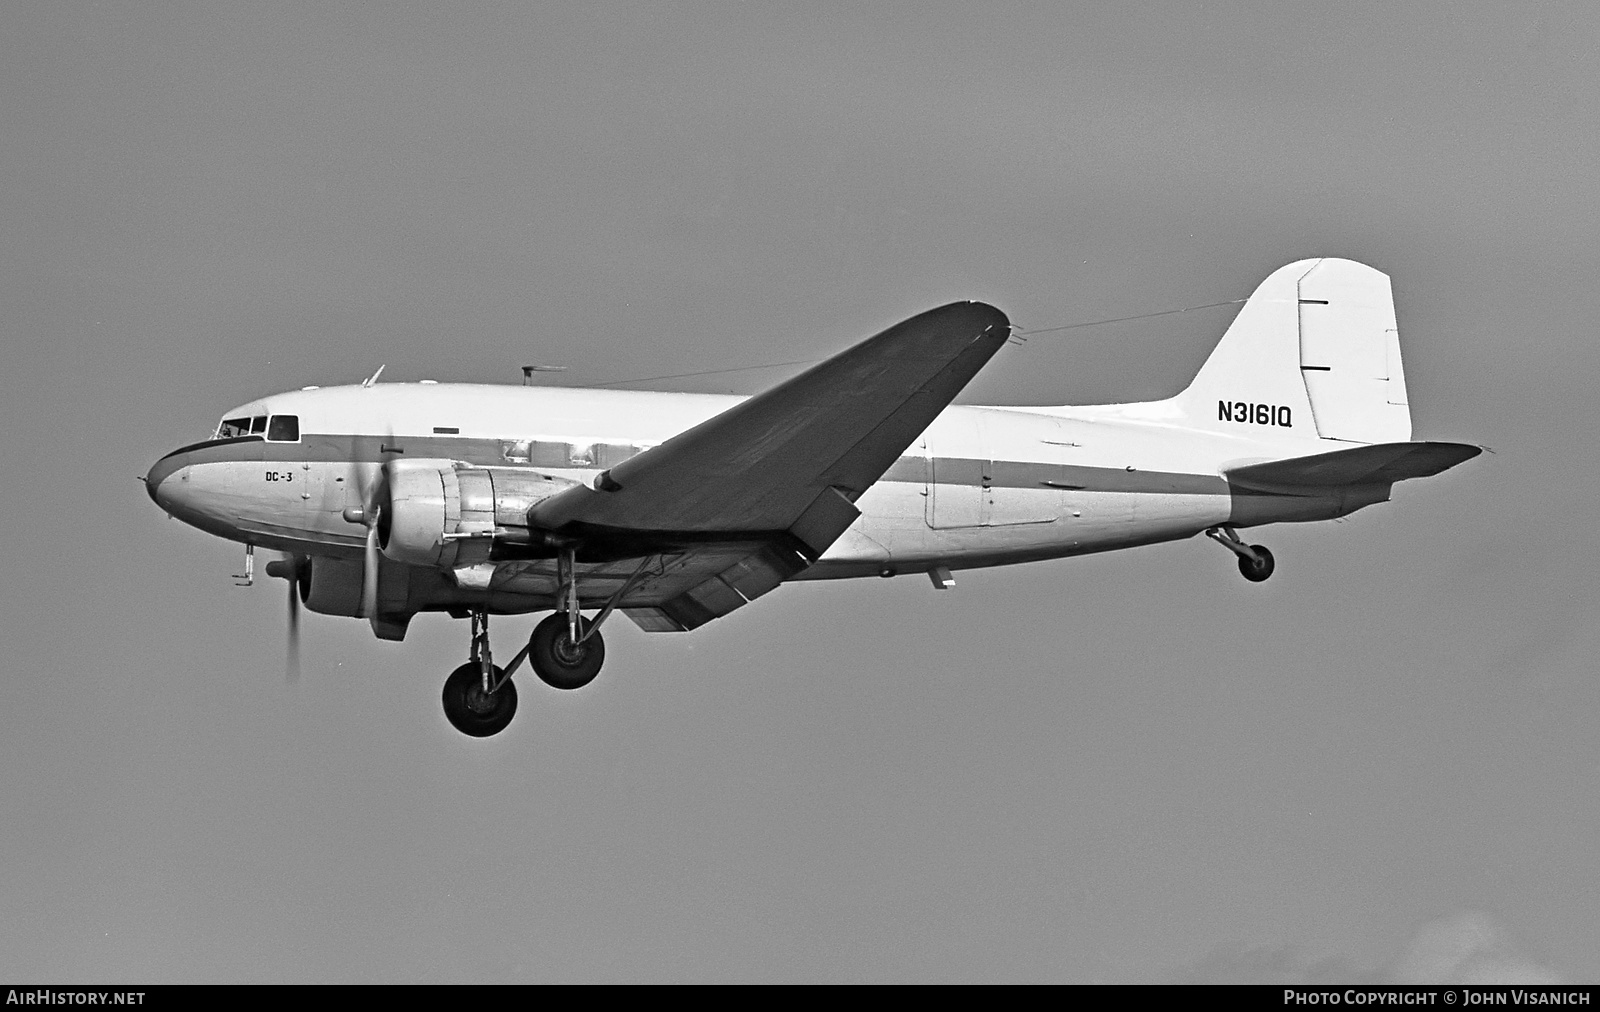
left=529, top=613, right=605, bottom=690
left=1238, top=545, right=1275, bottom=583
left=442, top=662, right=518, bottom=737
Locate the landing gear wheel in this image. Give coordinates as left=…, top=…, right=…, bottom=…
left=1238, top=545, right=1275, bottom=583
left=529, top=612, right=605, bottom=690
left=442, top=662, right=518, bottom=737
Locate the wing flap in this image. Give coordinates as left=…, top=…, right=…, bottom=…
left=612, top=540, right=810, bottom=632
left=623, top=606, right=689, bottom=632
left=1224, top=441, right=1481, bottom=493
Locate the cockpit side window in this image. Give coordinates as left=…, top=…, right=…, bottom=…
left=266, top=415, right=300, bottom=442
left=215, top=413, right=291, bottom=440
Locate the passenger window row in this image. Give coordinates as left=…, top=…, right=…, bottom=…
left=499, top=439, right=645, bottom=468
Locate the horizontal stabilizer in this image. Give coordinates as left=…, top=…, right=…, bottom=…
left=1224, top=441, right=1481, bottom=493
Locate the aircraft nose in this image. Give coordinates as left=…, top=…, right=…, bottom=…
left=145, top=452, right=190, bottom=513
left=145, top=459, right=171, bottom=509
left=145, top=446, right=238, bottom=538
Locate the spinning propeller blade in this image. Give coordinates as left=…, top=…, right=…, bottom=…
left=342, top=444, right=390, bottom=624
left=265, top=553, right=308, bottom=683
left=341, top=419, right=394, bottom=632
left=362, top=518, right=380, bottom=622
left=286, top=568, right=301, bottom=683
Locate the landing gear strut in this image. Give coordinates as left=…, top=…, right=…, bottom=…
left=527, top=545, right=611, bottom=690
left=441, top=610, right=519, bottom=737
left=1206, top=526, right=1276, bottom=583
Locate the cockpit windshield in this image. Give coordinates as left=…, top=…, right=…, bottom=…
left=216, top=416, right=262, bottom=438
left=215, top=414, right=299, bottom=442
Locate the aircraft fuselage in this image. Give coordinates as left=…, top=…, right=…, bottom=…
left=147, top=381, right=1376, bottom=614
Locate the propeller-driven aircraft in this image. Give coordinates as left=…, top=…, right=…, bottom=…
left=145, top=258, right=1478, bottom=737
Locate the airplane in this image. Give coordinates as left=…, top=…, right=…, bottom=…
left=145, top=257, right=1479, bottom=737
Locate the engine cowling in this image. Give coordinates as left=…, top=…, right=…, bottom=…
left=300, top=556, right=365, bottom=616
left=377, top=459, right=578, bottom=568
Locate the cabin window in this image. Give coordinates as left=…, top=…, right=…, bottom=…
left=249, top=415, right=268, bottom=434
left=595, top=442, right=645, bottom=468
left=267, top=415, right=300, bottom=442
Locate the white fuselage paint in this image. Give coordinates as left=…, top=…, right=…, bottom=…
left=159, top=382, right=1346, bottom=582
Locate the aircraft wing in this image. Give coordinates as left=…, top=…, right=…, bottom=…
left=523, top=301, right=1010, bottom=629
left=1223, top=440, right=1481, bottom=494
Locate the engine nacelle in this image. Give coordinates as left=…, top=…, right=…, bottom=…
left=378, top=459, right=578, bottom=568
left=302, top=556, right=365, bottom=617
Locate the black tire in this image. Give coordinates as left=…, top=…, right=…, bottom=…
left=442, top=661, right=518, bottom=737
left=528, top=612, right=605, bottom=690
left=1238, top=545, right=1275, bottom=583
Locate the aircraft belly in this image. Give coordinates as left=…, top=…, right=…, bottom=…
left=1129, top=492, right=1232, bottom=543
left=805, top=486, right=1230, bottom=578
left=1061, top=490, right=1136, bottom=543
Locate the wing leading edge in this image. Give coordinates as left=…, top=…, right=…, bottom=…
left=526, top=301, right=1010, bottom=630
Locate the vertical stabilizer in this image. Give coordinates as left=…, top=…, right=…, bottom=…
left=1172, top=258, right=1412, bottom=444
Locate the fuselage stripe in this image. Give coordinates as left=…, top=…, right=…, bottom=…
left=150, top=433, right=1230, bottom=497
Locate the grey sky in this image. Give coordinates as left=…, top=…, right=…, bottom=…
left=2, top=2, right=1595, bottom=982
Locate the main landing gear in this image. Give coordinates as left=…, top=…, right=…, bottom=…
left=443, top=608, right=605, bottom=737
left=441, top=547, right=642, bottom=738
left=442, top=611, right=518, bottom=738
left=1206, top=525, right=1276, bottom=583
left=526, top=544, right=608, bottom=690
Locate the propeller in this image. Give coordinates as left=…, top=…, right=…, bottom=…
left=343, top=444, right=392, bottom=630
left=265, top=553, right=309, bottom=683
left=336, top=388, right=397, bottom=630
left=286, top=559, right=301, bottom=682
left=362, top=508, right=381, bottom=624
